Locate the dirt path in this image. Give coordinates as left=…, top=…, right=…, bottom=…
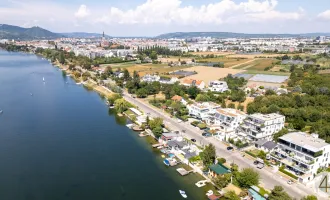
left=229, top=58, right=258, bottom=69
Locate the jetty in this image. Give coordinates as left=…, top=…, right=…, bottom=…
left=176, top=168, right=194, bottom=176
left=152, top=143, right=163, bottom=148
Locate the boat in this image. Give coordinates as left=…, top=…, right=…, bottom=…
left=161, top=155, right=165, bottom=158
left=30, top=93, right=33, bottom=96
left=163, top=159, right=170, bottom=166
left=43, top=77, right=45, bottom=82
left=206, top=190, right=213, bottom=196
left=126, top=124, right=134, bottom=129
left=195, top=180, right=208, bottom=187
left=0, top=110, right=3, bottom=114
left=179, top=190, right=187, bottom=198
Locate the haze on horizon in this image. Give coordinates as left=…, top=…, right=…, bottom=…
left=1, top=0, right=330, bottom=36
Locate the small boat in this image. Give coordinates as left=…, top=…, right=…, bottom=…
left=163, top=159, right=170, bottom=166
left=179, top=190, right=187, bottom=198
left=0, top=110, right=3, bottom=114
left=206, top=190, right=213, bottom=196
left=30, top=93, right=33, bottom=96
left=161, top=155, right=165, bottom=158
left=43, top=77, right=45, bottom=82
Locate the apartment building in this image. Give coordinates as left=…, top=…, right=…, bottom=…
left=271, top=132, right=330, bottom=183
left=187, top=102, right=220, bottom=121
left=239, top=113, right=285, bottom=141
left=207, top=108, right=246, bottom=140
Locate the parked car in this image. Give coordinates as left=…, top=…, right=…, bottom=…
left=257, top=163, right=264, bottom=169
left=177, top=119, right=183, bottom=123
left=191, top=138, right=196, bottom=142
left=253, top=160, right=259, bottom=165
left=287, top=180, right=293, bottom=185
left=202, top=132, right=211, bottom=137
left=227, top=146, right=233, bottom=151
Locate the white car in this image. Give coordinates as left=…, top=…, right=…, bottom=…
left=287, top=180, right=293, bottom=185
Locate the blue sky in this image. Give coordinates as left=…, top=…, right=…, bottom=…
left=1, top=0, right=330, bottom=36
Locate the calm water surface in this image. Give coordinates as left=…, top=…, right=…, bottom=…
left=0, top=51, right=208, bottom=200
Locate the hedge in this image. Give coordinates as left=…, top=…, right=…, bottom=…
left=279, top=168, right=298, bottom=180
left=245, top=151, right=257, bottom=158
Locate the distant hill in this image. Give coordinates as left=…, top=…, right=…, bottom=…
left=156, top=32, right=330, bottom=39
left=61, top=32, right=111, bottom=38
left=0, top=24, right=62, bottom=40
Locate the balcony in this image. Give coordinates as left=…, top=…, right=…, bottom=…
left=274, top=148, right=314, bottom=166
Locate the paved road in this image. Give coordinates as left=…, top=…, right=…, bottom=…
left=123, top=93, right=323, bottom=199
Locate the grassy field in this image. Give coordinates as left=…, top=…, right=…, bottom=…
left=196, top=57, right=252, bottom=68
left=125, top=64, right=191, bottom=76
left=245, top=59, right=276, bottom=70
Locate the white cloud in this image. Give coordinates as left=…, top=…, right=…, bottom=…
left=75, top=5, right=90, bottom=18
left=318, top=10, right=330, bottom=20
left=96, top=0, right=303, bottom=25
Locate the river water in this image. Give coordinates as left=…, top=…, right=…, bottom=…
left=0, top=51, right=209, bottom=200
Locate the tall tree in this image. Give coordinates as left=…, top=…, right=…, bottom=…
left=123, top=69, right=130, bottom=81
left=268, top=186, right=292, bottom=200
left=236, top=168, right=260, bottom=188
left=59, top=52, right=65, bottom=64
left=200, top=144, right=216, bottom=167
left=114, top=99, right=129, bottom=113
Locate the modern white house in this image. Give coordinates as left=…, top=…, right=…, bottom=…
left=141, top=74, right=160, bottom=82
left=271, top=132, right=330, bottom=183
left=239, top=113, right=285, bottom=141
left=208, top=81, right=229, bottom=92
left=187, top=102, right=220, bottom=121
left=159, top=77, right=179, bottom=84
left=207, top=108, right=247, bottom=141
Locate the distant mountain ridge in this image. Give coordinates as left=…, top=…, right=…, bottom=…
left=156, top=32, right=330, bottom=39
left=0, top=24, right=62, bottom=40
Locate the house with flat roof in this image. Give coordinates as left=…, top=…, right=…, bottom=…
left=271, top=132, right=330, bottom=183
left=207, top=108, right=246, bottom=141
left=239, top=113, right=285, bottom=141
left=208, top=80, right=229, bottom=93
left=141, top=74, right=160, bottom=82
left=187, top=102, right=221, bottom=121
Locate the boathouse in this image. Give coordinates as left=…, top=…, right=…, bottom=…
left=208, top=163, right=230, bottom=178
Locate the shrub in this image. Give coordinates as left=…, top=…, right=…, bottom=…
left=217, top=157, right=226, bottom=164
left=279, top=168, right=298, bottom=180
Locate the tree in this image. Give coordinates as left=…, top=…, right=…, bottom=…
left=301, top=195, right=317, bottom=200
left=104, top=66, right=113, bottom=75
left=152, top=126, right=163, bottom=138
left=136, top=88, right=148, bottom=98
left=200, top=144, right=216, bottom=167
left=214, top=174, right=231, bottom=189
left=150, top=51, right=158, bottom=60
left=273, top=128, right=288, bottom=142
left=221, top=99, right=226, bottom=108
left=223, top=191, right=240, bottom=200
left=265, top=89, right=276, bottom=96
left=114, top=99, right=129, bottom=113
left=236, top=168, right=260, bottom=188
left=228, top=103, right=236, bottom=109
left=268, top=186, right=292, bottom=200
left=187, top=86, right=200, bottom=99
left=59, top=52, right=65, bottom=64
left=108, top=93, right=122, bottom=105
left=195, top=94, right=210, bottom=102
left=257, top=150, right=267, bottom=160
left=123, top=69, right=130, bottom=81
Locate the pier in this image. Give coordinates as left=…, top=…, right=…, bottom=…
left=176, top=168, right=194, bottom=176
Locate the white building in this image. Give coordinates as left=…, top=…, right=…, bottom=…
left=159, top=77, right=179, bottom=84
left=239, top=113, right=285, bottom=141
left=208, top=81, right=229, bottom=92
left=207, top=108, right=246, bottom=140
left=141, top=74, right=160, bottom=82
left=187, top=102, right=220, bottom=121
left=182, top=79, right=205, bottom=90
left=271, top=132, right=330, bottom=183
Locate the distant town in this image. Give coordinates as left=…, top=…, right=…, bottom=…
left=1, top=30, right=330, bottom=200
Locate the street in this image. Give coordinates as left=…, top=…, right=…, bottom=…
left=123, top=92, right=322, bottom=199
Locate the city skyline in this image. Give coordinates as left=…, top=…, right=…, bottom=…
left=1, top=0, right=330, bottom=36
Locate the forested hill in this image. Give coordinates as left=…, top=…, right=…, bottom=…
left=0, top=24, right=62, bottom=40
left=156, top=32, right=330, bottom=39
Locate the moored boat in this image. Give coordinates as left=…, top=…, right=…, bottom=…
left=179, top=190, right=187, bottom=198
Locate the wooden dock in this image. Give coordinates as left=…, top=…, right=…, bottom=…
left=152, top=143, right=163, bottom=148
left=176, top=168, right=194, bottom=176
